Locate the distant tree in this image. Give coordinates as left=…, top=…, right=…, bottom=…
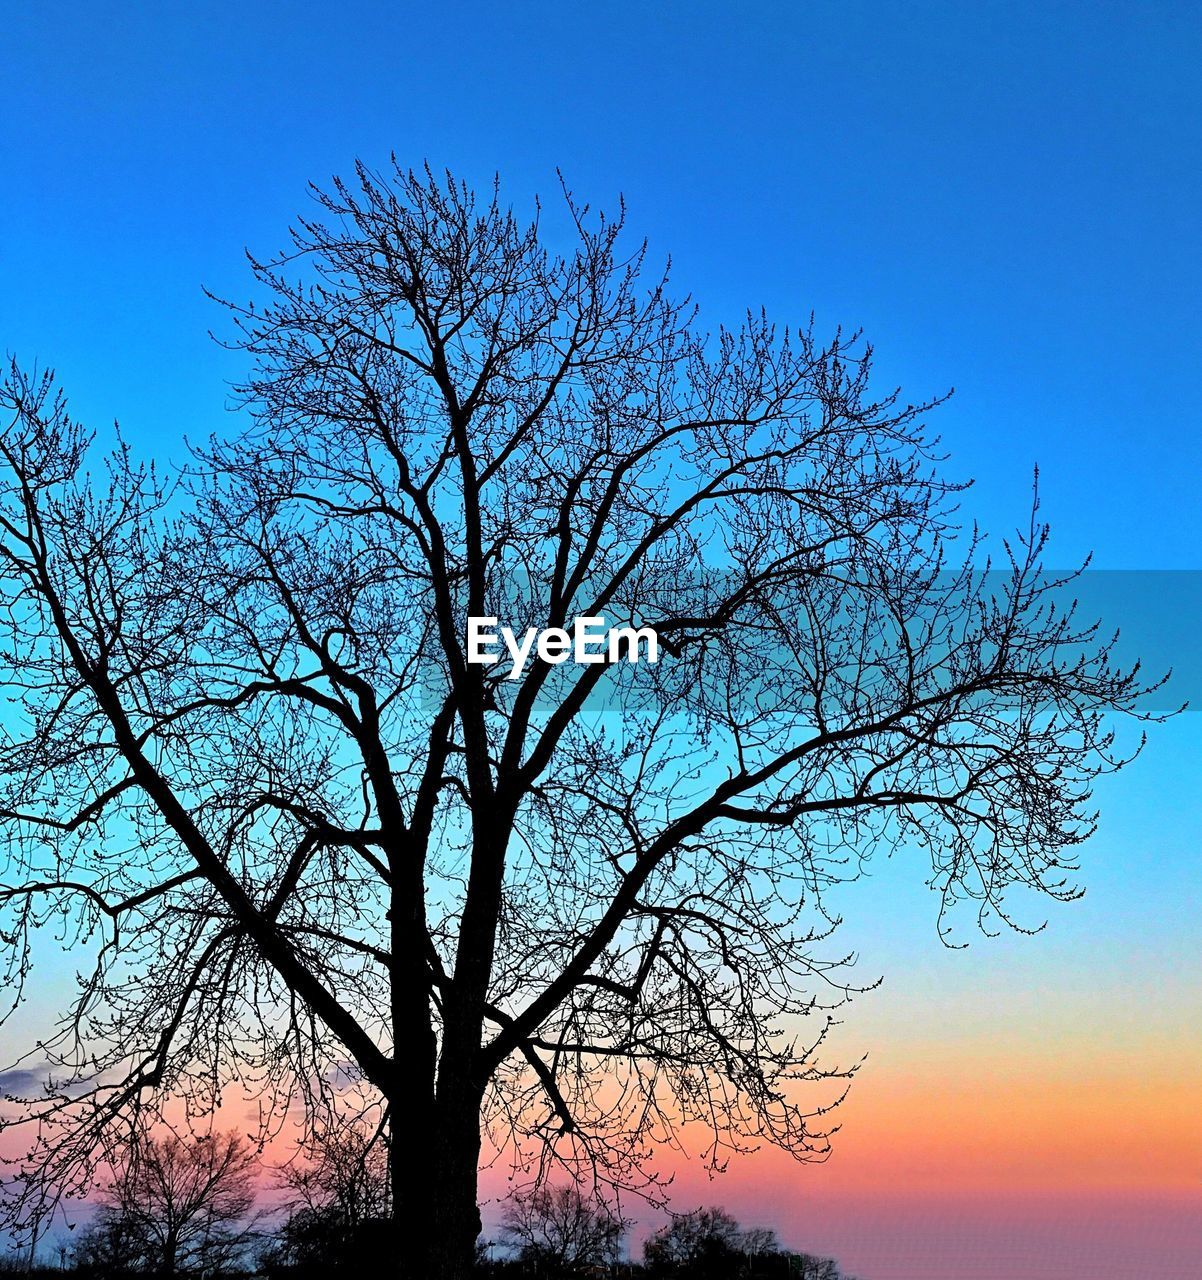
left=281, top=1119, right=391, bottom=1226
left=777, top=1255, right=842, bottom=1280
left=644, top=1207, right=743, bottom=1275
left=643, top=1208, right=849, bottom=1279
left=258, top=1208, right=347, bottom=1278
left=0, top=163, right=1160, bottom=1279
left=739, top=1226, right=780, bottom=1259
left=262, top=1119, right=391, bottom=1274
left=500, top=1184, right=627, bottom=1273
left=75, top=1131, right=258, bottom=1278
left=73, top=1212, right=143, bottom=1278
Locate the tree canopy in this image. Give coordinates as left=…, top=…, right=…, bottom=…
left=72, top=1130, right=258, bottom=1278
left=0, top=162, right=1159, bottom=1277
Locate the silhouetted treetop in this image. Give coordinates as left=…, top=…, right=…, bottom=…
left=0, top=161, right=1161, bottom=1278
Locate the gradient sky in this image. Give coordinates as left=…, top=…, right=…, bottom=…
left=3, top=4, right=1200, bottom=1278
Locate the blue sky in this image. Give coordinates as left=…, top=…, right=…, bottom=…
left=3, top=4, right=1200, bottom=1275
left=4, top=1, right=1200, bottom=572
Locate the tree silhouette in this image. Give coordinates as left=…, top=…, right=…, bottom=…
left=73, top=1130, right=258, bottom=1278
left=499, top=1183, right=626, bottom=1273
left=0, top=163, right=1159, bottom=1278
left=262, top=1118, right=391, bottom=1274
left=279, top=1118, right=391, bottom=1228
left=644, top=1206, right=741, bottom=1275
left=643, top=1207, right=844, bottom=1280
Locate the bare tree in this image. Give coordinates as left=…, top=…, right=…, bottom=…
left=739, top=1226, right=781, bottom=1259
left=789, top=1256, right=843, bottom=1280
left=644, top=1207, right=743, bottom=1274
left=263, top=1118, right=391, bottom=1272
left=73, top=1130, right=258, bottom=1278
left=645, top=1212, right=846, bottom=1280
left=279, top=1117, right=391, bottom=1227
left=500, top=1183, right=627, bottom=1272
left=0, top=163, right=1160, bottom=1278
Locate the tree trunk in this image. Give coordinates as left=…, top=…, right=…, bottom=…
left=161, top=1230, right=178, bottom=1279
left=426, top=1106, right=483, bottom=1280
left=392, top=1085, right=483, bottom=1279
left=389, top=815, right=504, bottom=1277
left=389, top=864, right=446, bottom=1271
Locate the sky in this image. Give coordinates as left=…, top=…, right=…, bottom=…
left=2, top=3, right=1200, bottom=1277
